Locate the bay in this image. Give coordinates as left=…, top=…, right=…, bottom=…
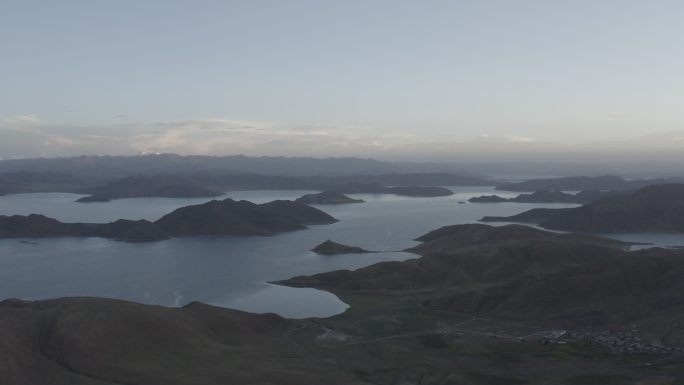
left=0, top=187, right=581, bottom=318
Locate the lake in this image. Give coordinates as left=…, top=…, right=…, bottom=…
left=1, top=187, right=653, bottom=318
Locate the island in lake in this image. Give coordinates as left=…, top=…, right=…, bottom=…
left=73, top=176, right=456, bottom=202
left=0, top=198, right=337, bottom=241
left=311, top=240, right=375, bottom=255
left=0, top=163, right=490, bottom=202
left=295, top=191, right=365, bottom=205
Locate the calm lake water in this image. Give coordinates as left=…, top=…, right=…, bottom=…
left=3, top=187, right=671, bottom=318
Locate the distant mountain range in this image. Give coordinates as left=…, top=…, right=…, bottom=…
left=0, top=171, right=92, bottom=196
left=0, top=154, right=481, bottom=178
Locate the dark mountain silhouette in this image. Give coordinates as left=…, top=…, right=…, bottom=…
left=469, top=189, right=621, bottom=204
left=468, top=195, right=509, bottom=203
left=67, top=174, right=471, bottom=201
left=0, top=171, right=92, bottom=196
left=284, top=224, right=628, bottom=291
left=75, top=175, right=224, bottom=202
left=257, top=200, right=339, bottom=225
left=0, top=199, right=337, bottom=241
left=311, top=240, right=374, bottom=255
left=295, top=191, right=364, bottom=204
left=0, top=298, right=324, bottom=385
left=0, top=155, right=490, bottom=201
left=387, top=186, right=453, bottom=197
left=0, top=214, right=168, bottom=242
left=482, top=184, right=684, bottom=233
left=496, top=175, right=681, bottom=192
left=153, top=199, right=337, bottom=237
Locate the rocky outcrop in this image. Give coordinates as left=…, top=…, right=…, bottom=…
left=468, top=195, right=509, bottom=203
left=153, top=199, right=337, bottom=236
left=311, top=240, right=374, bottom=255
left=295, top=191, right=364, bottom=205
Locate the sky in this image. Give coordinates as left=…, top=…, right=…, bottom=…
left=1, top=0, right=684, bottom=161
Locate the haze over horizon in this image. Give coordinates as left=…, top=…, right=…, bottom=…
left=2, top=0, right=684, bottom=161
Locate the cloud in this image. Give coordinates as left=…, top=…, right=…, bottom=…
left=2, top=115, right=684, bottom=162
left=3, top=113, right=44, bottom=126
left=472, top=134, right=537, bottom=144
left=640, top=130, right=684, bottom=143
left=0, top=116, right=420, bottom=158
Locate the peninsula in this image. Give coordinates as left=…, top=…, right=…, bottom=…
left=482, top=183, right=684, bottom=233
left=469, top=189, right=621, bottom=204
left=495, top=175, right=681, bottom=192
left=0, top=198, right=337, bottom=241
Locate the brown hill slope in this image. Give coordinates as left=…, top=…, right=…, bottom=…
left=0, top=297, right=358, bottom=385
left=283, top=224, right=684, bottom=346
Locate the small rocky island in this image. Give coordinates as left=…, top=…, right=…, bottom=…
left=311, top=240, right=375, bottom=255
left=469, top=195, right=509, bottom=203
left=295, top=191, right=364, bottom=205
left=0, top=198, right=338, bottom=241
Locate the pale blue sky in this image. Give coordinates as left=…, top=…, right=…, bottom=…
left=1, top=0, right=683, bottom=159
